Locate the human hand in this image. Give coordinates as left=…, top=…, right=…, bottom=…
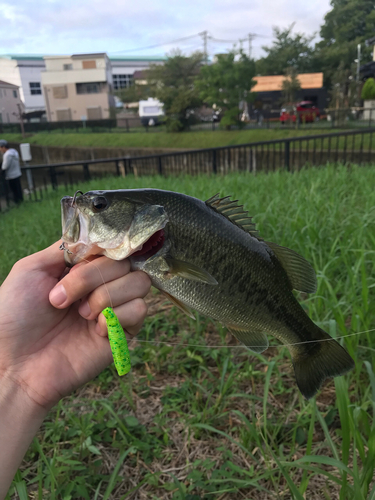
left=0, top=241, right=151, bottom=411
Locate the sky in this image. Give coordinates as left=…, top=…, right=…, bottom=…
left=1, top=0, right=332, bottom=60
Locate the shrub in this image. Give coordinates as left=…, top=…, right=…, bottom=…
left=361, top=78, right=375, bottom=100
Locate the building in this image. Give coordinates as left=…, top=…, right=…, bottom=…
left=0, top=55, right=45, bottom=120
left=109, top=55, right=165, bottom=90
left=251, top=72, right=327, bottom=118
left=0, top=80, right=24, bottom=124
left=41, top=53, right=116, bottom=122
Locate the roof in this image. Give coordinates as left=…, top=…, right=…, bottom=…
left=133, top=70, right=148, bottom=79
left=0, top=54, right=45, bottom=61
left=253, top=72, right=324, bottom=92
left=0, top=79, right=19, bottom=89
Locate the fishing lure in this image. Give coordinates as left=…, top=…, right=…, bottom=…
left=102, top=307, right=131, bottom=376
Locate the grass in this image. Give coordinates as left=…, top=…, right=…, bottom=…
left=1, top=165, right=375, bottom=499
left=1, top=128, right=352, bottom=151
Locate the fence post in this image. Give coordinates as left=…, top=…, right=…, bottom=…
left=115, top=160, right=120, bottom=176
left=370, top=108, right=373, bottom=128
left=284, top=140, right=290, bottom=171
left=50, top=167, right=58, bottom=189
left=126, top=119, right=129, bottom=133
left=158, top=156, right=163, bottom=175
left=83, top=163, right=91, bottom=181
left=212, top=149, right=217, bottom=173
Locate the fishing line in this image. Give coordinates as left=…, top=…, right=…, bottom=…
left=64, top=251, right=375, bottom=352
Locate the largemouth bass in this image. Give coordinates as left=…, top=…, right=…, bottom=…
left=61, top=189, right=354, bottom=398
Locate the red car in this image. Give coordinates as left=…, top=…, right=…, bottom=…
left=280, top=101, right=320, bottom=124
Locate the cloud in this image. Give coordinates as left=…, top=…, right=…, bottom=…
left=0, top=0, right=331, bottom=58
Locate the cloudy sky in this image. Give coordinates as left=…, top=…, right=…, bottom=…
left=1, top=0, right=332, bottom=60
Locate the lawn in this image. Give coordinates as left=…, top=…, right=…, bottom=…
left=2, top=165, right=375, bottom=499
left=1, top=127, right=350, bottom=150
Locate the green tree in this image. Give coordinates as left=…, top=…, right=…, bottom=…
left=195, top=50, right=256, bottom=128
left=256, top=25, right=316, bottom=76
left=281, top=67, right=301, bottom=103
left=316, top=0, right=375, bottom=85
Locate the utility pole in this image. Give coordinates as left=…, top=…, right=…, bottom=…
left=248, top=33, right=254, bottom=59
left=199, top=31, right=208, bottom=63
left=356, top=43, right=361, bottom=82
left=17, top=103, right=25, bottom=138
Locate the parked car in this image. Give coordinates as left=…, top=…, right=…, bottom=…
left=280, top=101, right=320, bottom=124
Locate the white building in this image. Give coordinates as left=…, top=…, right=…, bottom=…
left=0, top=55, right=45, bottom=119
left=109, top=55, right=165, bottom=90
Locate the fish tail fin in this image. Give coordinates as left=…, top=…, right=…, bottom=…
left=291, top=327, right=354, bottom=399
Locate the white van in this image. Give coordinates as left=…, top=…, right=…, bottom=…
left=139, top=98, right=164, bottom=126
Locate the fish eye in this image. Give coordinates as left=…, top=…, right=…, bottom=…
left=92, top=196, right=108, bottom=212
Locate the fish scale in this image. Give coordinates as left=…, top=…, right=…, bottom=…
left=61, top=188, right=354, bottom=399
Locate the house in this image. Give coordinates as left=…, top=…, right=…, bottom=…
left=251, top=72, right=327, bottom=118
left=0, top=80, right=24, bottom=124
left=41, top=53, right=116, bottom=122
left=0, top=55, right=45, bottom=120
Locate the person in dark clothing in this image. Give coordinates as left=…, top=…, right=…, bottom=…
left=0, top=139, right=23, bottom=203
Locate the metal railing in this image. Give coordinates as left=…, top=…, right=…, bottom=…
left=1, top=128, right=374, bottom=212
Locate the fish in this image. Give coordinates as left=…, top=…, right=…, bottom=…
left=60, top=188, right=354, bottom=399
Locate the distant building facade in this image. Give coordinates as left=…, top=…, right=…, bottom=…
left=0, top=55, right=45, bottom=119
left=109, top=56, right=165, bottom=90
left=251, top=72, right=327, bottom=118
left=41, top=53, right=116, bottom=122
left=0, top=80, right=24, bottom=124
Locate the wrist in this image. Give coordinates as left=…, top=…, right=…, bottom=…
left=0, top=372, right=48, bottom=499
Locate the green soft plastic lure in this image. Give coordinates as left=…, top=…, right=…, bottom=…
left=102, top=307, right=131, bottom=376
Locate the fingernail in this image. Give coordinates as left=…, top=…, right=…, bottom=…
left=79, top=301, right=91, bottom=318
left=50, top=284, right=67, bottom=306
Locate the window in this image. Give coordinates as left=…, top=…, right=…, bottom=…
left=113, top=74, right=133, bottom=90
left=56, top=108, right=72, bottom=121
left=29, top=82, right=42, bottom=95
left=13, top=90, right=17, bottom=98
left=76, top=82, right=102, bottom=94
left=82, top=60, right=96, bottom=69
left=52, top=85, right=68, bottom=99
left=87, top=107, right=102, bottom=120
left=0, top=90, right=2, bottom=98
left=63, top=64, right=73, bottom=70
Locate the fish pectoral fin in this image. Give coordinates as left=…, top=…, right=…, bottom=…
left=228, top=327, right=269, bottom=354
left=166, top=257, right=218, bottom=285
left=266, top=241, right=317, bottom=294
left=161, top=291, right=196, bottom=320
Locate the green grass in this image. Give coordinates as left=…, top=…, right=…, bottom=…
left=2, top=165, right=375, bottom=499
left=1, top=128, right=353, bottom=150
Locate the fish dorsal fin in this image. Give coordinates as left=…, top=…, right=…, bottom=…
left=205, top=193, right=260, bottom=238
left=266, top=241, right=317, bottom=294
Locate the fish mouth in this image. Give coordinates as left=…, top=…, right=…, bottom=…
left=131, top=229, right=165, bottom=260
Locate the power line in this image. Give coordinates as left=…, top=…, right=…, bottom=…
left=112, top=33, right=201, bottom=54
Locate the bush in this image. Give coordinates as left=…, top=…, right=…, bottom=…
left=361, top=78, right=375, bottom=100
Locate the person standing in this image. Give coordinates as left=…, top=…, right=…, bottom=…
left=0, top=139, right=23, bottom=203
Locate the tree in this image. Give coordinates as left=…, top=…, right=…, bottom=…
left=256, top=25, right=316, bottom=76
left=195, top=50, right=256, bottom=128
left=316, top=0, right=375, bottom=85
left=117, top=51, right=205, bottom=131
left=281, top=67, right=301, bottom=103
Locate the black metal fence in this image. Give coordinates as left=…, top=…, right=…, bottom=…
left=2, top=107, right=375, bottom=136
left=1, top=128, right=375, bottom=212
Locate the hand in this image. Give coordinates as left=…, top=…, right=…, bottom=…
left=0, top=241, right=151, bottom=411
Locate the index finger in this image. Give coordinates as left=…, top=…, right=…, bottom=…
left=49, top=256, right=131, bottom=308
